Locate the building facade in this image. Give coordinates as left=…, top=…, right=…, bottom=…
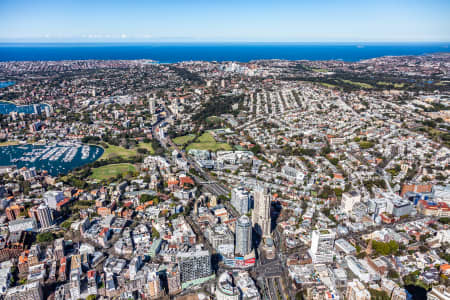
left=37, top=204, right=53, bottom=229
left=231, top=187, right=252, bottom=215
left=235, top=215, right=252, bottom=256
left=252, top=186, right=271, bottom=237
left=177, top=250, right=213, bottom=289
left=309, top=229, right=336, bottom=264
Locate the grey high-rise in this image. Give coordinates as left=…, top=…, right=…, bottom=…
left=235, top=215, right=252, bottom=256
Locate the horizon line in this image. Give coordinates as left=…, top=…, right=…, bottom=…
left=0, top=41, right=449, bottom=45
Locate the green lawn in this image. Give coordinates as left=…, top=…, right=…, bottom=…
left=100, top=143, right=154, bottom=160
left=341, top=79, right=373, bottom=89
left=312, top=68, right=328, bottom=73
left=137, top=142, right=155, bottom=154
left=320, top=83, right=338, bottom=89
left=377, top=81, right=405, bottom=88
left=198, top=132, right=216, bottom=143
left=90, top=163, right=136, bottom=181
left=185, top=132, right=232, bottom=152
left=173, top=134, right=196, bottom=145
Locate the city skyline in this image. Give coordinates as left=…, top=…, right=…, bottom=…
left=1, top=0, right=450, bottom=42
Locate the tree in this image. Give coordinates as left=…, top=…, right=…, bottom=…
left=137, top=148, right=148, bottom=154
left=371, top=240, right=399, bottom=256
left=250, top=144, right=261, bottom=155
left=36, top=232, right=55, bottom=243
left=151, top=227, right=160, bottom=239
left=140, top=194, right=153, bottom=204
left=61, top=220, right=72, bottom=230
left=388, top=269, right=399, bottom=279
left=438, top=217, right=450, bottom=224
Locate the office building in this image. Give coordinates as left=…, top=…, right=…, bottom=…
left=252, top=186, right=271, bottom=237
left=231, top=187, right=252, bottom=215
left=309, top=229, right=336, bottom=264
left=37, top=204, right=53, bottom=229
left=235, top=215, right=252, bottom=256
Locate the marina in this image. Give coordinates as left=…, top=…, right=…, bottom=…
left=0, top=101, right=51, bottom=115
left=0, top=143, right=103, bottom=176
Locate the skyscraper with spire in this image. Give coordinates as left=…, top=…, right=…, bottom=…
left=252, top=186, right=271, bottom=237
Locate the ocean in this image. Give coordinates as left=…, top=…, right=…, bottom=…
left=0, top=43, right=448, bottom=62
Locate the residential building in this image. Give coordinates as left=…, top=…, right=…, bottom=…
left=37, top=204, right=53, bottom=229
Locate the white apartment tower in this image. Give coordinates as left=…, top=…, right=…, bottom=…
left=252, top=186, right=271, bottom=237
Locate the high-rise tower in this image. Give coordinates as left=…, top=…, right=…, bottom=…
left=252, top=186, right=271, bottom=237
left=37, top=204, right=53, bottom=229
left=235, top=215, right=252, bottom=256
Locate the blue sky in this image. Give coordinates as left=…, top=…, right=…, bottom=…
left=0, top=0, right=449, bottom=42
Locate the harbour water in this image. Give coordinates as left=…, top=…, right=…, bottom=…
left=0, top=143, right=104, bottom=176
left=0, top=101, right=50, bottom=114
